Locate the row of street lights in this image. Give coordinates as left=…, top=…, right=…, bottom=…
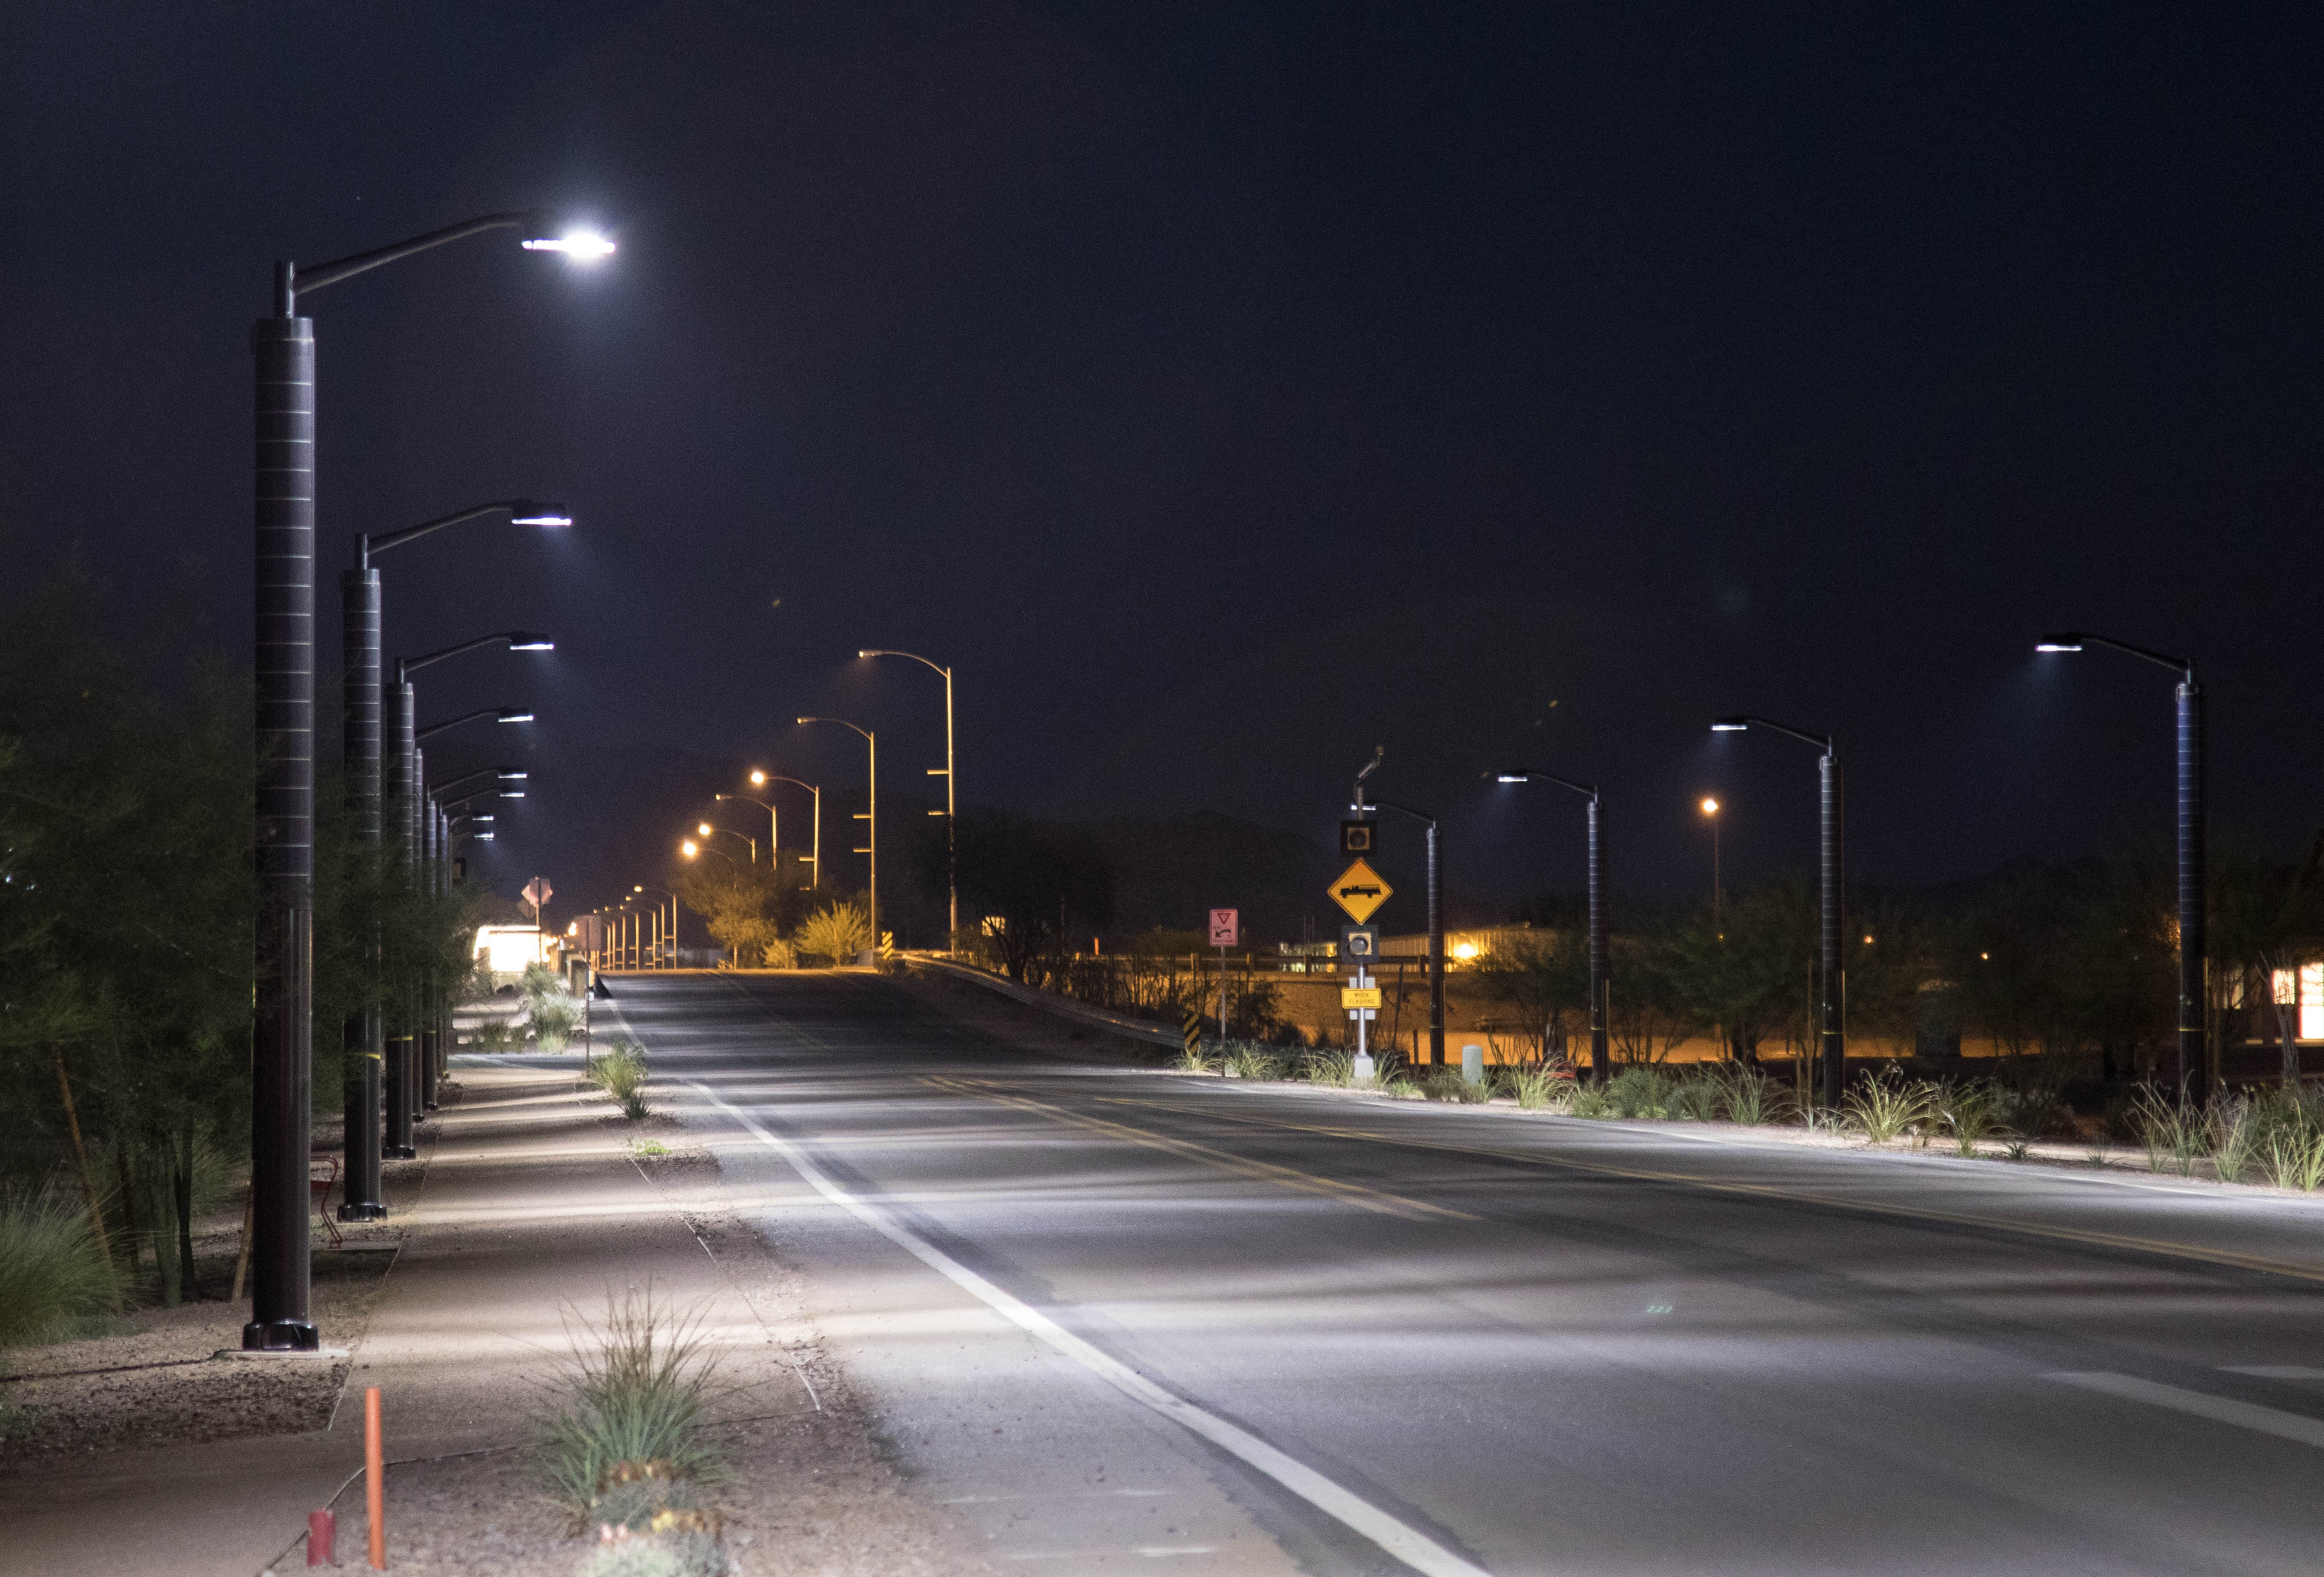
left=245, top=211, right=608, bottom=1351
left=1486, top=629, right=2206, bottom=1107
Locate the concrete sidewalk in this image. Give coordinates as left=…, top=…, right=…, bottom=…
left=3, top=1058, right=805, bottom=1577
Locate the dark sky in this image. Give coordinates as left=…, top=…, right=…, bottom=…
left=7, top=2, right=2321, bottom=931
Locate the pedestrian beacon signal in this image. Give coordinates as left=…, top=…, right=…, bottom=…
left=1341, top=924, right=1380, bottom=960
left=1340, top=819, right=1375, bottom=856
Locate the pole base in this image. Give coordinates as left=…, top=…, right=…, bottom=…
left=242, top=1318, right=321, bottom=1352
left=384, top=1144, right=416, bottom=1160
left=422, top=1101, right=440, bottom=1111
left=336, top=1202, right=387, bottom=1222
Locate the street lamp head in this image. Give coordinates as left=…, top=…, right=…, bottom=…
left=749, top=770, right=766, bottom=786
left=857, top=650, right=874, bottom=659
left=697, top=822, right=713, bottom=837
left=1495, top=774, right=1526, bottom=784
left=475, top=832, right=495, bottom=841
left=1710, top=718, right=1749, bottom=732
left=496, top=768, right=527, bottom=780
left=680, top=840, right=699, bottom=858
left=1701, top=797, right=1719, bottom=815
left=496, top=709, right=535, bottom=724
left=508, top=632, right=555, bottom=651
left=518, top=217, right=616, bottom=259
left=500, top=789, right=525, bottom=799
left=506, top=500, right=574, bottom=527
left=2036, top=634, right=2085, bottom=653
left=795, top=717, right=811, bottom=726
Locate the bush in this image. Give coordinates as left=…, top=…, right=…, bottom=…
left=0, top=1189, right=122, bottom=1346
left=1717, top=1068, right=1788, bottom=1126
left=530, top=991, right=584, bottom=1052
left=1607, top=1066, right=1670, bottom=1119
left=1844, top=1069, right=1938, bottom=1143
left=1224, top=1043, right=1284, bottom=1081
left=2132, top=1086, right=2208, bottom=1176
left=1495, top=1067, right=1568, bottom=1112
left=1666, top=1076, right=1722, bottom=1122
left=471, top=1019, right=524, bottom=1053
left=1934, top=1080, right=2006, bottom=1156
left=538, top=1286, right=723, bottom=1520
left=588, top=1043, right=651, bottom=1121
left=796, top=901, right=872, bottom=965
left=1301, top=1049, right=1355, bottom=1088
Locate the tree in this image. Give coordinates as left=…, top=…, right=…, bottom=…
left=1663, top=880, right=1815, bottom=1065
left=678, top=851, right=817, bottom=966
left=1471, top=929, right=1588, bottom=1064
left=922, top=810, right=1114, bottom=983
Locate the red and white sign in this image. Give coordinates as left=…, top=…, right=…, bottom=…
left=523, top=877, right=553, bottom=912
left=1208, top=908, right=1239, bottom=947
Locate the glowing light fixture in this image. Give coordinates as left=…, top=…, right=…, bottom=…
left=1495, top=774, right=1525, bottom=784
left=697, top=822, right=714, bottom=837
left=2035, top=636, right=2085, bottom=653
left=749, top=769, right=767, bottom=786
left=506, top=500, right=574, bottom=527
left=497, top=709, right=535, bottom=724
left=1700, top=797, right=1719, bottom=815
left=1710, top=718, right=1749, bottom=732
left=521, top=229, right=616, bottom=259
left=507, top=632, right=555, bottom=652
left=680, top=839, right=699, bottom=858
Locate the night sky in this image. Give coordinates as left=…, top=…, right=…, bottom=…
left=8, top=3, right=2321, bottom=934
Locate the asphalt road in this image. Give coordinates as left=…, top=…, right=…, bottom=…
left=607, top=970, right=2324, bottom=1577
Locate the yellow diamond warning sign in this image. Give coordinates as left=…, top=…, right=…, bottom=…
left=1328, top=859, right=1392, bottom=924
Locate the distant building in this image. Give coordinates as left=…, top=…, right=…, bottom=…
left=475, top=925, right=555, bottom=975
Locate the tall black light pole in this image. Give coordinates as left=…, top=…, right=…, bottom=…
left=1711, top=716, right=1844, bottom=1108
left=389, top=633, right=552, bottom=1138
left=1494, top=770, right=1608, bottom=1082
left=1353, top=757, right=1444, bottom=1067
left=338, top=509, right=561, bottom=1217
left=2038, top=633, right=2207, bottom=1101
left=247, top=213, right=607, bottom=1352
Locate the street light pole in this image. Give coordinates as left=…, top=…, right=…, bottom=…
left=746, top=771, right=821, bottom=888
left=1494, top=770, right=1608, bottom=1083
left=2038, top=633, right=2208, bottom=1100
left=798, top=720, right=876, bottom=948
left=1712, top=716, right=1844, bottom=1108
left=859, top=651, right=955, bottom=942
left=1353, top=761, right=1443, bottom=1067
left=247, top=213, right=607, bottom=1353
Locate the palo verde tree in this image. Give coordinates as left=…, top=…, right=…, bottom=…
left=919, top=809, right=1114, bottom=983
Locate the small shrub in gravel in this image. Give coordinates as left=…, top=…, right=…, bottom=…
left=587, top=1044, right=651, bottom=1120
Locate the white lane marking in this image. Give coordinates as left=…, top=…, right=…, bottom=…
left=684, top=1078, right=1493, bottom=1577
left=2047, top=1372, right=2324, bottom=1447
left=2223, top=1365, right=2324, bottom=1380
left=938, top=1490, right=1172, bottom=1504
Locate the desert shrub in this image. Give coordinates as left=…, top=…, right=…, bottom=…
left=1607, top=1066, right=1669, bottom=1120
left=530, top=992, right=584, bottom=1052
left=2132, top=1086, right=2208, bottom=1176
left=0, top=1189, right=123, bottom=1346
left=795, top=901, right=872, bottom=964
left=1935, top=1081, right=2006, bottom=1157
left=1666, top=1076, right=1722, bottom=1122
left=1224, top=1043, right=1284, bottom=1081
left=1302, top=1049, right=1355, bottom=1088
left=538, top=1286, right=723, bottom=1520
left=2209, top=1095, right=2258, bottom=1183
left=470, top=1019, right=524, bottom=1052
left=1844, top=1069, right=1938, bottom=1143
left=1718, top=1068, right=1787, bottom=1126
left=1496, top=1067, right=1568, bottom=1112
left=588, top=1042, right=651, bottom=1121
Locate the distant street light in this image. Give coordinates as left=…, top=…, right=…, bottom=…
left=735, top=769, right=823, bottom=888
left=634, top=885, right=677, bottom=970
left=797, top=720, right=877, bottom=947
left=418, top=707, right=534, bottom=741
left=247, top=211, right=608, bottom=1352
left=1494, top=770, right=1608, bottom=1083
left=692, top=823, right=756, bottom=863
left=1699, top=797, right=1723, bottom=921
left=1711, top=716, right=1844, bottom=1108
left=859, top=651, right=956, bottom=943
left=2038, top=632, right=2207, bottom=1100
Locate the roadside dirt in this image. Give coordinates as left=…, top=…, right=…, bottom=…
left=889, top=960, right=1174, bottom=1068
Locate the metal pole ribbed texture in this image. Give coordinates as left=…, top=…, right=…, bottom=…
left=338, top=568, right=384, bottom=1218
left=1587, top=798, right=1609, bottom=1083
left=246, top=307, right=319, bottom=1351
left=384, top=686, right=416, bottom=1157
left=2178, top=681, right=2207, bottom=1101
left=1819, top=751, right=1846, bottom=1110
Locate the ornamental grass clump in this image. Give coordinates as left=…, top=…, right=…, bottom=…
left=1717, top=1068, right=1786, bottom=1127
left=1935, top=1080, right=2007, bottom=1157
left=1844, top=1069, right=1938, bottom=1143
left=0, top=1189, right=122, bottom=1347
left=538, top=1286, right=724, bottom=1524
left=2132, top=1086, right=2208, bottom=1176
left=588, top=1041, right=651, bottom=1121
left=529, top=991, right=584, bottom=1052
left=1497, top=1066, right=1567, bottom=1112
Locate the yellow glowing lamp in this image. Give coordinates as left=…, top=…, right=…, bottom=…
left=680, top=839, right=699, bottom=858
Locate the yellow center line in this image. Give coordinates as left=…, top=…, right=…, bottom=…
left=1077, top=1092, right=2324, bottom=1287
left=919, top=1075, right=1474, bottom=1222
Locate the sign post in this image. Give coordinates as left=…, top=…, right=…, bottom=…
left=1208, top=908, right=1238, bottom=1041
left=522, top=876, right=553, bottom=925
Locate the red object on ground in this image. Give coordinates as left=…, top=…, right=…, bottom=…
left=307, top=1508, right=336, bottom=1566
left=365, top=1387, right=385, bottom=1569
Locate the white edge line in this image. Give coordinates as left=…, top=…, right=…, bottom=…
left=2223, top=1365, right=2324, bottom=1380
left=682, top=1076, right=1492, bottom=1577
left=2046, top=1371, right=2324, bottom=1448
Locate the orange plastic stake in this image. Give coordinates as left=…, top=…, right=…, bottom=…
left=365, top=1386, right=386, bottom=1569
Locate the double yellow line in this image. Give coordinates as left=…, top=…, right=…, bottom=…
left=920, top=1074, right=1473, bottom=1222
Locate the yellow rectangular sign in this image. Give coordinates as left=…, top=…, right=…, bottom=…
left=1341, top=986, right=1383, bottom=1010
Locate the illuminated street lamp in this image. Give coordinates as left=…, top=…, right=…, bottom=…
left=733, top=769, right=822, bottom=888
left=1711, top=715, right=1844, bottom=1108
left=797, top=720, right=876, bottom=947
left=1493, top=770, right=1608, bottom=1082
left=693, top=823, right=756, bottom=863
left=633, top=884, right=677, bottom=970
left=418, top=707, right=534, bottom=741
left=859, top=651, right=956, bottom=941
left=247, top=211, right=608, bottom=1352
left=2038, top=632, right=2207, bottom=1100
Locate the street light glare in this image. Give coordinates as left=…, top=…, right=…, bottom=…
left=749, top=770, right=766, bottom=785
left=1700, top=797, right=1719, bottom=815
left=496, top=769, right=527, bottom=780
left=1495, top=774, right=1525, bottom=784
left=521, top=230, right=616, bottom=259
left=1710, top=718, right=1749, bottom=732
left=2036, top=640, right=2084, bottom=653
left=496, top=710, right=535, bottom=724
left=680, top=839, right=698, bottom=857
left=857, top=649, right=875, bottom=658
left=507, top=500, right=575, bottom=527
left=697, top=822, right=713, bottom=836
left=508, top=633, right=555, bottom=651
